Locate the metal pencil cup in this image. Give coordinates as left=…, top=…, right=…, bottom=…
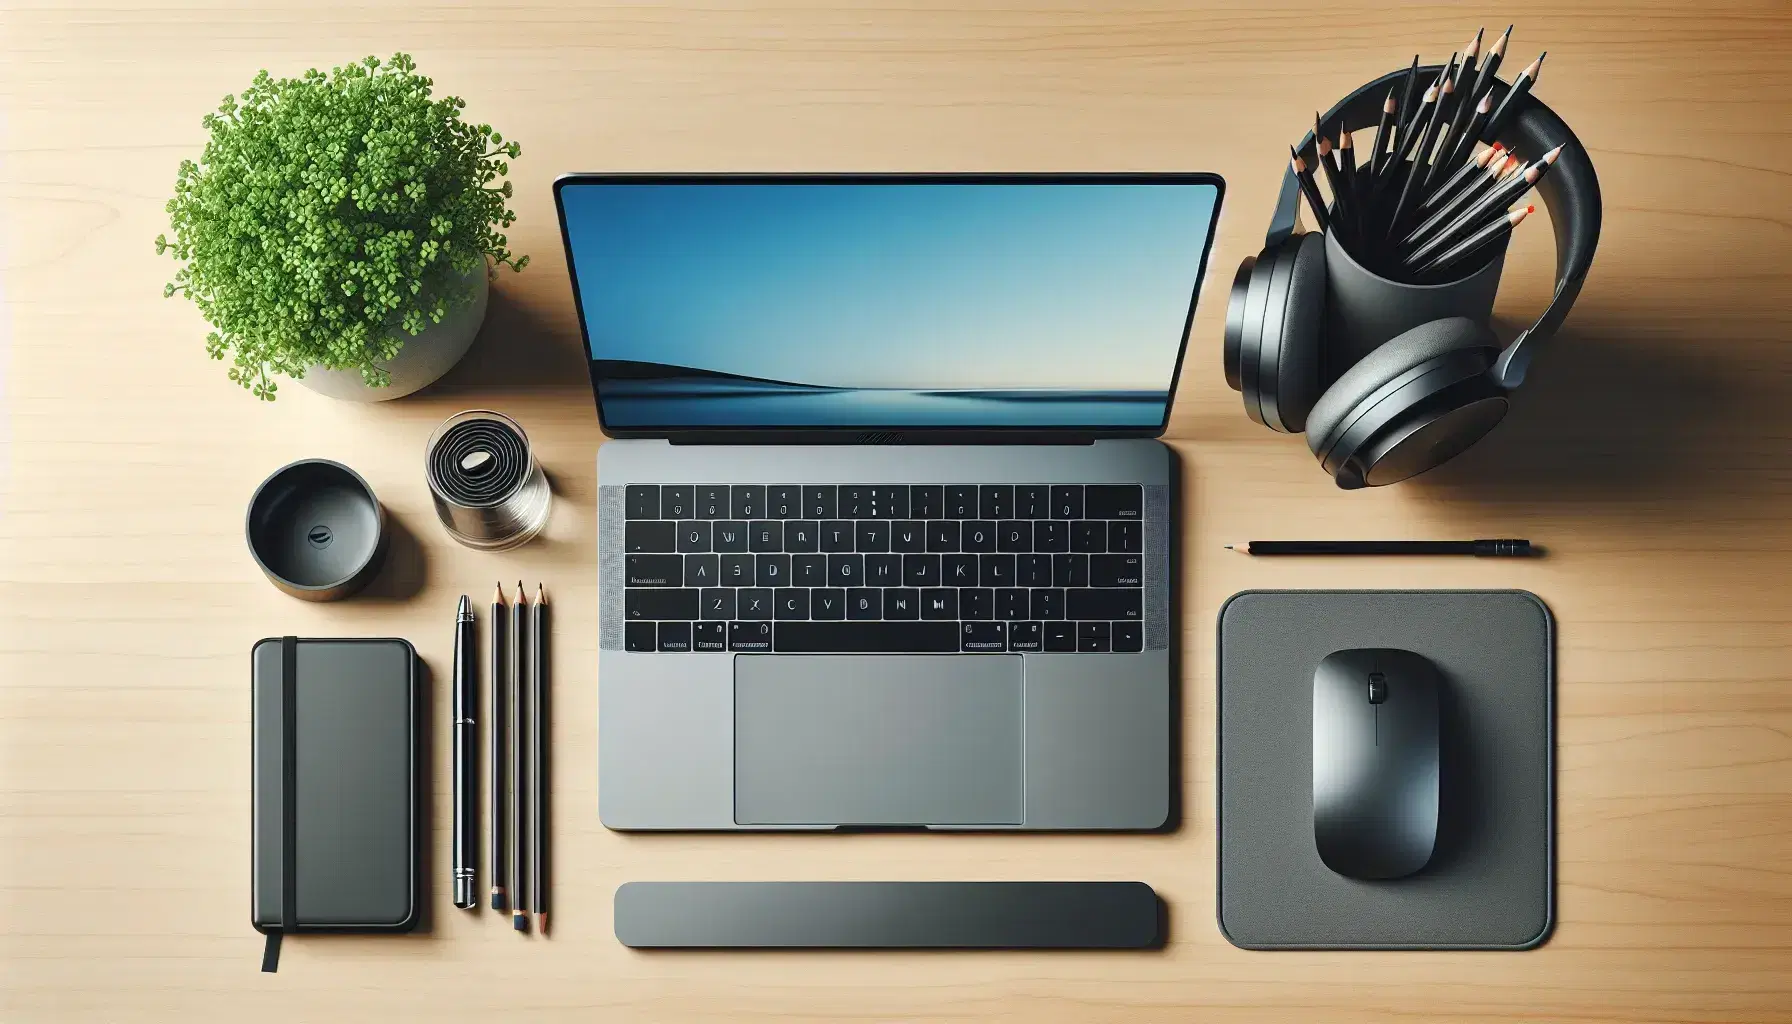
left=1322, top=228, right=1507, bottom=372
left=425, top=410, right=552, bottom=550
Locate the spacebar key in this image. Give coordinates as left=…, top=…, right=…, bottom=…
left=775, top=622, right=959, bottom=653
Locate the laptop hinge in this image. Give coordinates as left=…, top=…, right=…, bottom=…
left=656, top=429, right=1114, bottom=446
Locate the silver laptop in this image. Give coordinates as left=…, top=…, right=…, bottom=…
left=555, top=173, right=1224, bottom=830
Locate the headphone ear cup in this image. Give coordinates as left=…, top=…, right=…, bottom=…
left=1223, top=255, right=1257, bottom=393
left=1234, top=246, right=1279, bottom=427
left=1256, top=231, right=1327, bottom=433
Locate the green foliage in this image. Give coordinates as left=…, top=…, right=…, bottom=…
left=157, top=54, right=527, bottom=399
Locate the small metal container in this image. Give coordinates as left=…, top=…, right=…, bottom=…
left=245, top=459, right=388, bottom=601
left=424, top=410, right=551, bottom=550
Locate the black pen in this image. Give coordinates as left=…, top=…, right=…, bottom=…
left=488, top=583, right=507, bottom=912
left=1226, top=539, right=1538, bottom=557
left=452, top=595, right=478, bottom=910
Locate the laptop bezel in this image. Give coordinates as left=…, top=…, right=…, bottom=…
left=552, top=171, right=1226, bottom=444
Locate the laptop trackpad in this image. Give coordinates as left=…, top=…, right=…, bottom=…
left=734, top=655, right=1024, bottom=826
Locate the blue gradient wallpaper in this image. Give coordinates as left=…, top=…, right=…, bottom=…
left=558, top=180, right=1221, bottom=428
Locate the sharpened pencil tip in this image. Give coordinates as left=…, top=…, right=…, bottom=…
left=1490, top=25, right=1512, bottom=57
left=1465, top=26, right=1484, bottom=59
left=536, top=582, right=546, bottom=603
left=494, top=583, right=505, bottom=605
left=1523, top=52, right=1545, bottom=79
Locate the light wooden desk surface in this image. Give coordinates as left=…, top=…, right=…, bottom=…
left=4, top=1, right=1791, bottom=1021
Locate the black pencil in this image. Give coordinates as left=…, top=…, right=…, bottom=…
left=1438, top=90, right=1496, bottom=184
left=1369, top=88, right=1399, bottom=179
left=1416, top=204, right=1534, bottom=278
left=1407, top=145, right=1560, bottom=266
left=1337, top=126, right=1361, bottom=240
left=1422, top=140, right=1503, bottom=213
left=1386, top=71, right=1447, bottom=238
left=1227, top=539, right=1537, bottom=557
left=1289, top=147, right=1331, bottom=232
left=530, top=584, right=548, bottom=936
left=1465, top=25, right=1512, bottom=135
left=1428, top=28, right=1485, bottom=193
left=488, top=583, right=506, bottom=913
left=1381, top=54, right=1422, bottom=185
left=1483, top=51, right=1545, bottom=142
left=1402, top=147, right=1517, bottom=250
left=510, top=581, right=527, bottom=931
left=1315, top=114, right=1350, bottom=234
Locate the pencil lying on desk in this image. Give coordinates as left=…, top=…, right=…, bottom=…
left=510, top=581, right=527, bottom=931
left=1226, top=539, right=1538, bottom=557
left=530, top=583, right=549, bottom=935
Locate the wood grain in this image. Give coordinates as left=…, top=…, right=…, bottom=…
left=3, top=1, right=1791, bottom=1020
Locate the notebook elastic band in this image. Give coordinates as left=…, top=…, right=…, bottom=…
left=262, top=635, right=299, bottom=973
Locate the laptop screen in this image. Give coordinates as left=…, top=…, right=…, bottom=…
left=555, top=176, right=1224, bottom=433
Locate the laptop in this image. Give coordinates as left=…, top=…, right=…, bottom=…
left=555, top=173, right=1224, bottom=830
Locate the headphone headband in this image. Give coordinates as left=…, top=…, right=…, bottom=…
left=1269, top=66, right=1601, bottom=388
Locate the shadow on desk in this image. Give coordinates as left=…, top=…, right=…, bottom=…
left=434, top=282, right=589, bottom=394
left=1414, top=318, right=1791, bottom=510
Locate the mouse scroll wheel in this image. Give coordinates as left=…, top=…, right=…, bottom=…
left=1367, top=674, right=1388, bottom=704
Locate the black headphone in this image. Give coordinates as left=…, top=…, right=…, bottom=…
left=1223, top=66, right=1601, bottom=488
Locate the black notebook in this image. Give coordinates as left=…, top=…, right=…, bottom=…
left=251, top=637, right=420, bottom=971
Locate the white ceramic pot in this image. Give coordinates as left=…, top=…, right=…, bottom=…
left=297, top=268, right=490, bottom=401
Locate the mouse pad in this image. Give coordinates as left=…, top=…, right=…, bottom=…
left=1217, top=590, right=1553, bottom=949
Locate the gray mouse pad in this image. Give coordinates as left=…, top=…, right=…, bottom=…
left=1217, top=590, right=1553, bottom=949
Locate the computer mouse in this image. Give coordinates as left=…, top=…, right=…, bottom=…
left=1312, top=648, right=1441, bottom=880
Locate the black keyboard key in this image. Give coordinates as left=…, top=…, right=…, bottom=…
left=731, top=485, right=765, bottom=520
left=979, top=485, right=1014, bottom=520
left=903, top=553, right=941, bottom=587
left=626, top=485, right=660, bottom=519
left=1113, top=621, right=1143, bottom=652
left=921, top=589, right=958, bottom=619
left=775, top=621, right=957, bottom=653
left=865, top=553, right=902, bottom=587
left=997, top=521, right=1032, bottom=553
left=944, top=486, right=978, bottom=518
left=870, top=486, right=908, bottom=518
left=811, top=588, right=847, bottom=620
left=737, top=588, right=773, bottom=620
left=713, top=521, right=748, bottom=552
left=1067, top=588, right=1142, bottom=621
left=700, top=588, right=735, bottom=620
left=960, top=588, right=992, bottom=620
left=626, top=554, right=682, bottom=587
left=662, top=485, right=694, bottom=519
left=1034, top=521, right=1068, bottom=552
left=942, top=554, right=978, bottom=586
left=963, top=520, right=996, bottom=552
left=1050, top=485, right=1084, bottom=520
left=1009, top=621, right=1043, bottom=652
left=1044, top=621, right=1076, bottom=652
left=1090, top=554, right=1143, bottom=588
left=678, top=521, right=712, bottom=552
left=996, top=588, right=1029, bottom=620
left=786, top=520, right=820, bottom=553
left=840, top=486, right=874, bottom=518
left=979, top=553, right=1014, bottom=587
left=909, top=485, right=942, bottom=519
left=684, top=553, right=719, bottom=587
left=625, top=621, right=656, bottom=652
left=885, top=588, right=920, bottom=619
left=626, top=520, right=676, bottom=553
left=720, top=553, right=753, bottom=585
left=803, top=485, right=837, bottom=519
left=658, top=621, right=692, bottom=652
left=693, top=621, right=726, bottom=651
left=855, top=520, right=890, bottom=552
left=767, top=486, right=802, bottom=519
left=962, top=620, right=1007, bottom=652
left=697, top=485, right=729, bottom=519
left=1053, top=553, right=1089, bottom=588
left=1070, top=521, right=1106, bottom=553
left=828, top=553, right=863, bottom=587
left=1032, top=588, right=1064, bottom=620
left=1085, top=485, right=1143, bottom=520
left=1108, top=520, right=1141, bottom=554
left=749, top=521, right=782, bottom=553
left=729, top=621, right=772, bottom=652
left=891, top=521, right=926, bottom=553
left=927, top=521, right=960, bottom=552
left=626, top=588, right=698, bottom=621
left=1077, top=620, right=1112, bottom=653
left=1017, top=554, right=1052, bottom=587
left=1015, top=485, right=1049, bottom=518
left=755, top=553, right=790, bottom=588
left=820, top=521, right=854, bottom=552
left=792, top=554, right=827, bottom=587
left=847, top=588, right=882, bottom=620
left=775, top=588, right=809, bottom=620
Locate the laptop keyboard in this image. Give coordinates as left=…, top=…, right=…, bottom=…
left=621, top=484, right=1146, bottom=654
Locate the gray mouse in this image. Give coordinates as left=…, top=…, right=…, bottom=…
left=1312, top=648, right=1441, bottom=880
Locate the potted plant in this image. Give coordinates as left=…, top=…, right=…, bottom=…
left=157, top=54, right=528, bottom=401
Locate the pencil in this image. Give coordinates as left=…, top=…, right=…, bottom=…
left=1369, top=88, right=1399, bottom=179
left=1415, top=205, right=1534, bottom=278
left=1465, top=24, right=1512, bottom=133
left=1386, top=73, right=1445, bottom=237
left=1402, top=147, right=1518, bottom=250
left=1315, top=114, right=1350, bottom=233
left=488, top=583, right=507, bottom=912
left=1483, top=51, right=1545, bottom=142
left=1438, top=91, right=1496, bottom=185
left=1289, top=147, right=1331, bottom=232
left=1422, top=140, right=1502, bottom=213
left=1337, top=126, right=1361, bottom=236
left=510, top=581, right=527, bottom=931
left=1227, top=539, right=1536, bottom=557
left=1382, top=54, right=1422, bottom=184
left=530, top=583, right=549, bottom=936
left=1428, top=28, right=1485, bottom=192
left=1407, top=145, right=1560, bottom=266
